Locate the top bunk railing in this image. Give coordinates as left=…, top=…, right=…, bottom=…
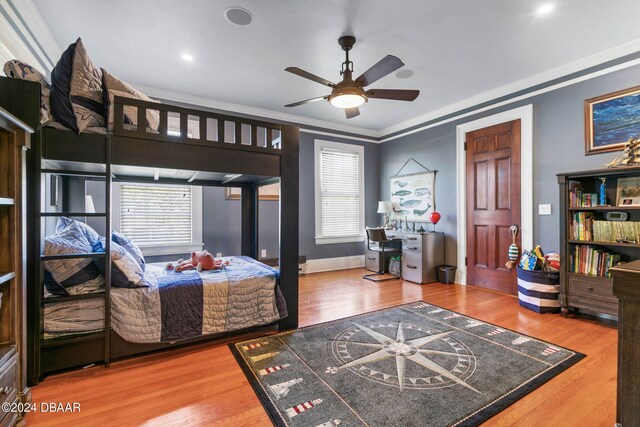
left=112, top=96, right=283, bottom=154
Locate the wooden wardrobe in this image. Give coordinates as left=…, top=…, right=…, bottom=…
left=0, top=107, right=32, bottom=425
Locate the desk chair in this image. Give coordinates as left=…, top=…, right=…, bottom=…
left=364, top=228, right=401, bottom=282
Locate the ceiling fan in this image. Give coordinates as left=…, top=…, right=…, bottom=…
left=284, top=35, right=419, bottom=119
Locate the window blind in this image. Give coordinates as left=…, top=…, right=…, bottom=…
left=320, top=148, right=361, bottom=237
left=120, top=184, right=192, bottom=245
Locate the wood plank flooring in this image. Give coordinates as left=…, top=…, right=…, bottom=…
left=25, top=269, right=617, bottom=426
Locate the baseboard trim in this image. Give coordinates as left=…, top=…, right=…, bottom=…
left=305, top=255, right=365, bottom=274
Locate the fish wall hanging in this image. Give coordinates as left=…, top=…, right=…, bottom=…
left=389, top=158, right=437, bottom=222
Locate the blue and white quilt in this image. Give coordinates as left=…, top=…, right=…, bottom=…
left=110, top=256, right=286, bottom=343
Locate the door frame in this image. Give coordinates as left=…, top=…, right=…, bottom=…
left=455, top=104, right=533, bottom=285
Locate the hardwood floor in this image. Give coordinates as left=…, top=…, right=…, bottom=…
left=25, top=268, right=617, bottom=426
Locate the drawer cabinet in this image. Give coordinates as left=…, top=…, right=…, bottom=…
left=0, top=353, right=18, bottom=426
left=365, top=250, right=381, bottom=272
left=400, top=232, right=444, bottom=284
left=564, top=274, right=618, bottom=317
left=402, top=251, right=423, bottom=283
left=402, top=232, right=444, bottom=284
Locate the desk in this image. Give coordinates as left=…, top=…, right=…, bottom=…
left=365, top=230, right=444, bottom=284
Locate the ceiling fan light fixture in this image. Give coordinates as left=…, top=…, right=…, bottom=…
left=329, top=93, right=365, bottom=108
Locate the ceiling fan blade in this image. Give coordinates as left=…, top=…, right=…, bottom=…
left=285, top=67, right=335, bottom=87
left=366, top=89, right=420, bottom=101
left=345, top=107, right=360, bottom=119
left=284, top=96, right=328, bottom=108
left=355, top=55, right=405, bottom=86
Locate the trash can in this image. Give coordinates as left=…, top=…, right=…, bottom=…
left=516, top=267, right=560, bottom=313
left=437, top=265, right=457, bottom=284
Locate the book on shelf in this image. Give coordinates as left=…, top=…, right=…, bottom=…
left=570, top=212, right=595, bottom=241
left=569, top=185, right=599, bottom=208
left=569, top=244, right=622, bottom=278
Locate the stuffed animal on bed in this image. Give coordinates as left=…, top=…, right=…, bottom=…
left=172, top=250, right=224, bottom=272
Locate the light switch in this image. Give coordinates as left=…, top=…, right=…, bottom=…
left=538, top=204, right=552, bottom=215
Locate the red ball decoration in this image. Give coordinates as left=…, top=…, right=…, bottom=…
left=429, top=211, right=441, bottom=225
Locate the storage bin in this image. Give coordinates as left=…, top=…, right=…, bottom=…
left=389, top=257, right=401, bottom=276
left=437, top=265, right=457, bottom=284
left=516, top=267, right=560, bottom=313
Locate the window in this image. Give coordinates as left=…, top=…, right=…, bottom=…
left=314, top=140, right=365, bottom=244
left=116, top=183, right=203, bottom=255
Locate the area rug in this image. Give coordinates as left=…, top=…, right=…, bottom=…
left=229, top=301, right=585, bottom=427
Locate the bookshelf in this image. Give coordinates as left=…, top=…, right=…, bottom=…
left=558, top=165, right=640, bottom=319
left=0, top=107, right=32, bottom=424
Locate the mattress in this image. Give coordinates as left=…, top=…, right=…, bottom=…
left=43, top=256, right=286, bottom=343
left=43, top=298, right=105, bottom=339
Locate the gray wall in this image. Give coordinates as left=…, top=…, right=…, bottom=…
left=380, top=63, right=640, bottom=265
left=201, top=187, right=280, bottom=259
left=298, top=131, right=380, bottom=260
left=380, top=130, right=457, bottom=265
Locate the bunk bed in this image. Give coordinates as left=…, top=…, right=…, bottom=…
left=0, top=77, right=300, bottom=386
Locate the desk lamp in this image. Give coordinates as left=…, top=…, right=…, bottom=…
left=377, top=201, right=392, bottom=229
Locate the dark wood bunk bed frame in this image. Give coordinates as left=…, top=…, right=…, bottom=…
left=0, top=77, right=299, bottom=386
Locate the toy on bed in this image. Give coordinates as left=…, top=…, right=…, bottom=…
left=167, top=250, right=228, bottom=272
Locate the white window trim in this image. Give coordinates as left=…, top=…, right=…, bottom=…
left=314, top=139, right=365, bottom=245
left=112, top=183, right=203, bottom=256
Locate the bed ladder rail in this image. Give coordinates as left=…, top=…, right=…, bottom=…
left=34, top=133, right=113, bottom=379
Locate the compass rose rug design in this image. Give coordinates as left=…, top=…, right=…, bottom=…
left=230, top=302, right=585, bottom=427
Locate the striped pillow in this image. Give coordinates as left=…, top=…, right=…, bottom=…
left=44, top=220, right=104, bottom=296
left=92, top=238, right=146, bottom=288
left=112, top=231, right=145, bottom=270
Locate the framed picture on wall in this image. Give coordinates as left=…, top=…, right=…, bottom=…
left=225, top=183, right=280, bottom=200
left=585, top=85, right=640, bottom=155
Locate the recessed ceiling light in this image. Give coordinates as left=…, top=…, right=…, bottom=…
left=224, top=7, right=253, bottom=26
left=536, top=3, right=555, bottom=15
left=181, top=53, right=194, bottom=62
left=395, top=69, right=415, bottom=79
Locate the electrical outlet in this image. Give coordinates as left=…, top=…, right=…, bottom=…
left=538, top=204, right=552, bottom=215
left=216, top=252, right=222, bottom=258
left=261, top=249, right=267, bottom=258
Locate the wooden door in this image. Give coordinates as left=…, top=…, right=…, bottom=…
left=466, top=120, right=521, bottom=294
